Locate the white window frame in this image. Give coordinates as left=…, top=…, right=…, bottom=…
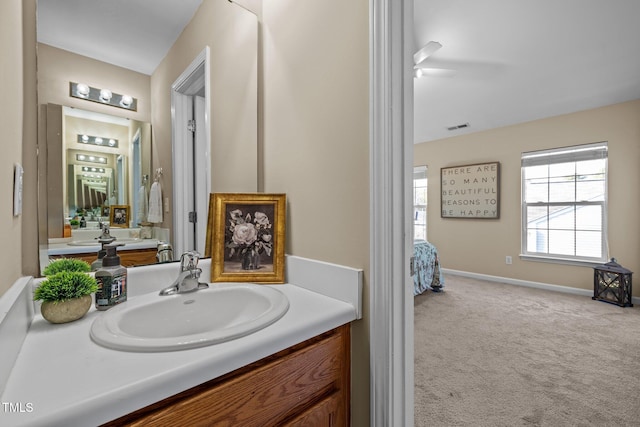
left=413, top=166, right=427, bottom=241
left=521, top=142, right=608, bottom=266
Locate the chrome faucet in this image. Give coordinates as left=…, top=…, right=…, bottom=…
left=159, top=251, right=209, bottom=296
left=96, top=223, right=116, bottom=244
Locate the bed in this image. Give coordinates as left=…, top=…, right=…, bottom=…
left=413, top=240, right=444, bottom=295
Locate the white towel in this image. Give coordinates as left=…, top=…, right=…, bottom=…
left=137, top=185, right=148, bottom=223
left=147, top=181, right=163, bottom=223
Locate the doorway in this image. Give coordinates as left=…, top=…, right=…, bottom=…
left=171, top=48, right=211, bottom=257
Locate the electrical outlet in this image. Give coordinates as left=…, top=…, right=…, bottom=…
left=506, top=256, right=512, bottom=265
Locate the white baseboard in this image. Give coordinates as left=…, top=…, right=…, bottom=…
left=441, top=268, right=640, bottom=306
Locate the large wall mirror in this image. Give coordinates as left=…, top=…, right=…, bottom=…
left=36, top=0, right=258, bottom=275
left=44, top=104, right=151, bottom=236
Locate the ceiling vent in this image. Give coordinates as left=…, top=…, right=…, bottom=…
left=447, top=123, right=470, bottom=131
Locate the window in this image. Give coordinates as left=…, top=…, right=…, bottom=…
left=413, top=166, right=428, bottom=241
left=521, top=142, right=607, bottom=263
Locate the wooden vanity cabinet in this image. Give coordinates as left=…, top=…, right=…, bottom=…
left=102, top=324, right=351, bottom=427
left=49, top=248, right=157, bottom=267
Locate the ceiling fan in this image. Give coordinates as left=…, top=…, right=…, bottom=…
left=413, top=41, right=458, bottom=78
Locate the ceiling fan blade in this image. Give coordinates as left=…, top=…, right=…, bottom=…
left=413, top=41, right=443, bottom=65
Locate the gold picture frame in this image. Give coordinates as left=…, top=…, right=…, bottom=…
left=109, top=205, right=130, bottom=228
left=207, top=193, right=286, bottom=284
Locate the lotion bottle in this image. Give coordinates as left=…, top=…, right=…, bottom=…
left=95, top=243, right=127, bottom=310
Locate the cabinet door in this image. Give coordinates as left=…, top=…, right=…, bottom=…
left=283, top=392, right=343, bottom=427
left=51, top=248, right=157, bottom=267
left=103, top=325, right=350, bottom=427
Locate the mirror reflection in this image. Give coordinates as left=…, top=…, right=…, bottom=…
left=64, top=106, right=150, bottom=229
left=47, top=105, right=151, bottom=233
left=43, top=104, right=160, bottom=273
left=37, top=0, right=259, bottom=275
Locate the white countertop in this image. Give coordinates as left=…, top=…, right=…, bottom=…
left=1, top=283, right=356, bottom=426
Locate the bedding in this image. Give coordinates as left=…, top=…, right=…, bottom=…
left=413, top=240, right=444, bottom=295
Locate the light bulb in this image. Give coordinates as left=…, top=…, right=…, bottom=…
left=120, top=95, right=133, bottom=108
left=99, top=89, right=112, bottom=103
left=76, top=83, right=90, bottom=98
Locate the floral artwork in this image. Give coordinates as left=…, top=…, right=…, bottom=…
left=109, top=205, right=129, bottom=228
left=226, top=207, right=274, bottom=271
left=208, top=193, right=286, bottom=283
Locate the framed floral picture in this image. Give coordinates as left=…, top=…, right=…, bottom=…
left=109, top=205, right=130, bottom=228
left=206, top=193, right=286, bottom=283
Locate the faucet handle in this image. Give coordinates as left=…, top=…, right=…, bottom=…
left=180, top=251, right=201, bottom=271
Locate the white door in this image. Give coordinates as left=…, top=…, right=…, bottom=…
left=172, top=48, right=211, bottom=258
left=193, top=95, right=208, bottom=254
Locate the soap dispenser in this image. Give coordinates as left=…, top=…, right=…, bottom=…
left=91, top=230, right=117, bottom=271
left=95, top=243, right=127, bottom=310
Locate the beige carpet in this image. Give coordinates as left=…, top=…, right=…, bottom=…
left=414, top=274, right=640, bottom=427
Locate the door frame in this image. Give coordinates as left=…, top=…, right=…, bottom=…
left=369, top=0, right=414, bottom=425
left=171, top=47, right=211, bottom=257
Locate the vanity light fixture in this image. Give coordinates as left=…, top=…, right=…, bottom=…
left=69, top=82, right=138, bottom=112
left=76, top=154, right=107, bottom=164
left=81, top=166, right=105, bottom=174
left=77, top=134, right=119, bottom=148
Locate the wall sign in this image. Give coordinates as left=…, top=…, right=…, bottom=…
left=441, top=161, right=500, bottom=219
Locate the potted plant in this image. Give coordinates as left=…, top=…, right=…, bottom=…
left=42, top=258, right=91, bottom=276
left=35, top=259, right=98, bottom=324
left=69, top=219, right=80, bottom=229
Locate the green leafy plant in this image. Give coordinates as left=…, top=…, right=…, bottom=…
left=34, top=271, right=98, bottom=303
left=43, top=258, right=91, bottom=276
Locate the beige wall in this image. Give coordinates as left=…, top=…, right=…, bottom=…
left=22, top=0, right=38, bottom=277
left=0, top=0, right=24, bottom=294
left=415, top=99, right=640, bottom=296
left=262, top=1, right=370, bottom=424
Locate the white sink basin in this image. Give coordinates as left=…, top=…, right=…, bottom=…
left=90, top=283, right=289, bottom=352
left=68, top=238, right=142, bottom=246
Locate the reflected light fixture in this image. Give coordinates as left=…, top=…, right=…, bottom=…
left=81, top=166, right=106, bottom=174
left=76, top=154, right=107, bottom=164
left=77, top=134, right=119, bottom=148
left=69, top=82, right=137, bottom=111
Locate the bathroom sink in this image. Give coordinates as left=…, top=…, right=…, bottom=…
left=68, top=238, right=142, bottom=246
left=90, top=283, right=289, bottom=352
